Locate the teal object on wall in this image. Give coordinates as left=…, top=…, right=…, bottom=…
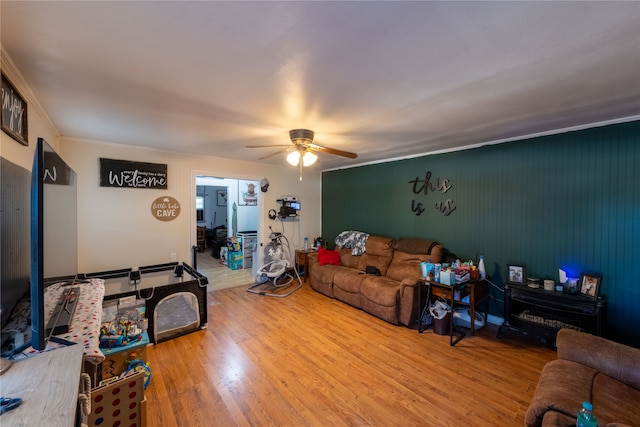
left=322, top=121, right=640, bottom=347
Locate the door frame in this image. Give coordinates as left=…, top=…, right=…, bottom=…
left=191, top=169, right=265, bottom=272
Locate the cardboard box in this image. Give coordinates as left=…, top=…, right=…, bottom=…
left=228, top=252, right=243, bottom=270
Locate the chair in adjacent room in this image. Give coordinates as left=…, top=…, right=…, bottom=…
left=196, top=226, right=206, bottom=252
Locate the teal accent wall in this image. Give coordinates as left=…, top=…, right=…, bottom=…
left=322, top=121, right=640, bottom=346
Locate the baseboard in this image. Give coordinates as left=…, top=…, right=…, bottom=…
left=486, top=314, right=504, bottom=326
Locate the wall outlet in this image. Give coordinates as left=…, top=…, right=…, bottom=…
left=170, top=252, right=177, bottom=262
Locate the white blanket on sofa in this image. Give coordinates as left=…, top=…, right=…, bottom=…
left=335, top=230, right=370, bottom=256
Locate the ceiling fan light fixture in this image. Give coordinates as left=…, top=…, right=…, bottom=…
left=289, top=129, right=314, bottom=144
left=302, top=150, right=317, bottom=166
left=286, top=150, right=300, bottom=166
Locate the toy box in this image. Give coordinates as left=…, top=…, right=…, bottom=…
left=99, top=331, right=149, bottom=380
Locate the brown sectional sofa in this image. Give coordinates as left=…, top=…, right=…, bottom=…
left=307, top=235, right=443, bottom=326
left=525, top=328, right=640, bottom=427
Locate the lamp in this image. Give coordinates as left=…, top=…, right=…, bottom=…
left=286, top=150, right=300, bottom=166
left=286, top=130, right=319, bottom=180
left=286, top=149, right=317, bottom=167
left=302, top=151, right=317, bottom=166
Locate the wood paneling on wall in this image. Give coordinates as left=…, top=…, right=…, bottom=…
left=322, top=121, right=640, bottom=346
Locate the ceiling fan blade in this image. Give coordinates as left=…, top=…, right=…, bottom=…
left=259, top=148, right=291, bottom=160
left=308, top=143, right=358, bottom=159
left=247, top=144, right=291, bottom=148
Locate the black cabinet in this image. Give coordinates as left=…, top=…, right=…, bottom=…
left=498, top=284, right=606, bottom=346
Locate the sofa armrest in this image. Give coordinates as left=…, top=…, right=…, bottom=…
left=556, top=328, right=640, bottom=390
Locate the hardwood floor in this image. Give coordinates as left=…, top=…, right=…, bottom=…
left=195, top=250, right=255, bottom=292
left=145, top=283, right=556, bottom=426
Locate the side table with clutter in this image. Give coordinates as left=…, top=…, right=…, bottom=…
left=417, top=258, right=489, bottom=346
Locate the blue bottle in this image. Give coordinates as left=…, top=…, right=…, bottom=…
left=576, top=401, right=598, bottom=427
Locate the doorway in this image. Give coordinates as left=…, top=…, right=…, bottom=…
left=193, top=176, right=260, bottom=291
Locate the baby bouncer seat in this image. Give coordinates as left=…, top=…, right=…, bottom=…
left=247, top=231, right=302, bottom=297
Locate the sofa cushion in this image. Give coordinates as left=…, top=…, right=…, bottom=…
left=318, top=246, right=342, bottom=266
left=525, top=359, right=596, bottom=427
left=334, top=269, right=367, bottom=294
left=338, top=248, right=361, bottom=269
left=356, top=236, right=394, bottom=275
left=556, top=328, right=640, bottom=390
left=333, top=269, right=367, bottom=308
left=364, top=235, right=395, bottom=256
left=592, top=372, right=640, bottom=426
left=386, top=251, right=429, bottom=282
left=541, top=411, right=576, bottom=426
left=311, top=263, right=346, bottom=283
left=395, top=237, right=444, bottom=263
left=395, top=237, right=436, bottom=254
left=360, top=276, right=402, bottom=324
left=360, top=276, right=400, bottom=307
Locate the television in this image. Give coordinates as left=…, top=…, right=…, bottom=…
left=26, top=138, right=78, bottom=351
left=0, top=158, right=31, bottom=333
left=288, top=201, right=301, bottom=211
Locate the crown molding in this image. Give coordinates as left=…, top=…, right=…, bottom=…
left=1, top=45, right=60, bottom=139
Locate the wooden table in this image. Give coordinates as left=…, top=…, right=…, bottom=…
left=418, top=278, right=490, bottom=346
left=2, top=344, right=84, bottom=425
left=295, top=249, right=315, bottom=282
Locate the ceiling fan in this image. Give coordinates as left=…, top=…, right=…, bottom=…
left=247, top=129, right=358, bottom=180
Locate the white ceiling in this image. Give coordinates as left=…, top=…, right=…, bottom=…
left=2, top=1, right=639, bottom=170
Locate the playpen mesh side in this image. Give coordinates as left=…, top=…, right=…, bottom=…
left=153, top=292, right=200, bottom=342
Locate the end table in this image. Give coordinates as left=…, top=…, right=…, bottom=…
left=418, top=278, right=489, bottom=346
left=294, top=249, right=314, bottom=282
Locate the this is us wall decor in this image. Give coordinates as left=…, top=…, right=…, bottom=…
left=100, top=158, right=168, bottom=189
left=409, top=170, right=456, bottom=216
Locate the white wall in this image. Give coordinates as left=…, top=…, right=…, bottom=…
left=0, top=55, right=59, bottom=171
left=2, top=50, right=322, bottom=275
left=59, top=137, right=321, bottom=273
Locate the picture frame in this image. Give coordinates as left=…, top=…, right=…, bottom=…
left=507, top=264, right=526, bottom=285
left=238, top=179, right=258, bottom=206
left=1, top=72, right=29, bottom=146
left=216, top=190, right=227, bottom=206
left=579, top=273, right=601, bottom=299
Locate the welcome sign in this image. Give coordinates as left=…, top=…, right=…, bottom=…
left=100, top=158, right=168, bottom=189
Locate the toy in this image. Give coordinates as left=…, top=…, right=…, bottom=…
left=99, top=309, right=145, bottom=349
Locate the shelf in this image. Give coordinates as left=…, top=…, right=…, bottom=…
left=237, top=232, right=257, bottom=269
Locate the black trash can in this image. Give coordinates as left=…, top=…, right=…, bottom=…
left=432, top=312, right=451, bottom=335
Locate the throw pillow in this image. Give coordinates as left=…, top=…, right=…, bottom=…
left=318, top=247, right=342, bottom=266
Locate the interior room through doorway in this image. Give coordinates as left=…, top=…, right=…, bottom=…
left=194, top=176, right=260, bottom=291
